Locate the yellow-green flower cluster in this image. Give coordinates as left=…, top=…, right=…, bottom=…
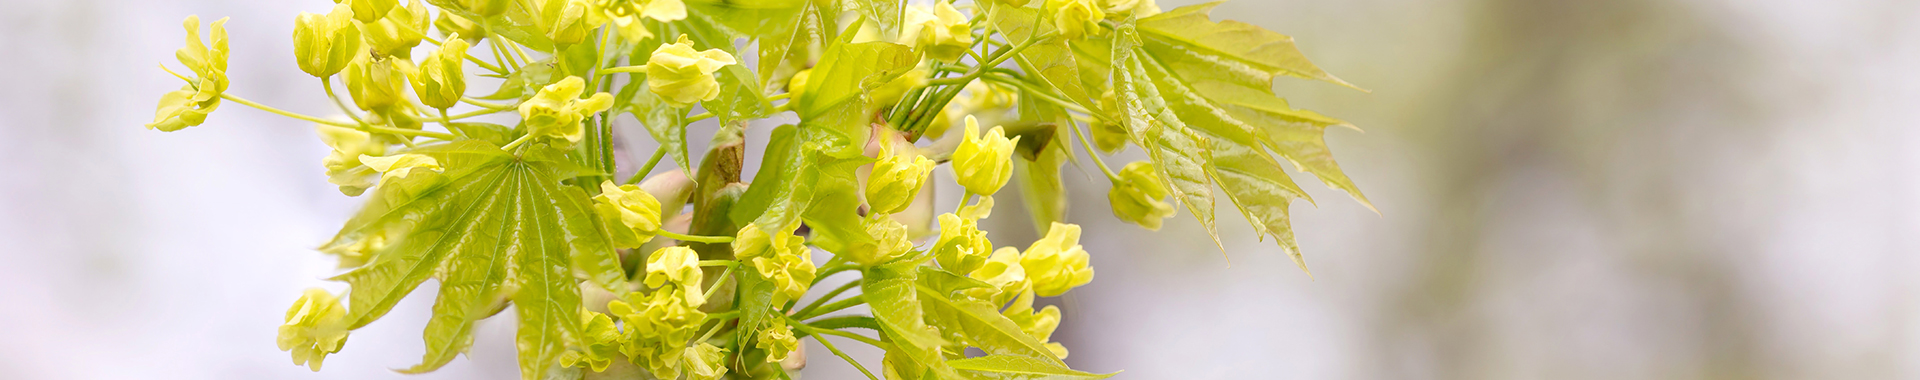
left=276, top=288, right=352, bottom=371
left=608, top=246, right=710, bottom=379
left=317, top=124, right=387, bottom=196
left=601, top=0, right=687, bottom=44
left=1108, top=161, right=1176, bottom=230
left=1022, top=223, right=1095, bottom=297
left=559, top=310, right=623, bottom=372
left=520, top=76, right=615, bottom=147
left=902, top=1, right=973, bottom=62
left=952, top=116, right=1019, bottom=196
left=360, top=0, right=429, bottom=58
left=409, top=36, right=468, bottom=110
left=733, top=223, right=817, bottom=304
left=593, top=180, right=664, bottom=249
left=646, top=35, right=737, bottom=107
left=966, top=247, right=1029, bottom=304
left=933, top=212, right=992, bottom=274
left=148, top=16, right=229, bottom=132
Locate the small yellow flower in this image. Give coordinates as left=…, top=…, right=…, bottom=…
left=866, top=149, right=936, bottom=215
left=316, top=124, right=387, bottom=196
left=344, top=53, right=410, bottom=111
left=293, top=5, right=361, bottom=78
left=757, top=318, right=799, bottom=363
left=952, top=116, right=1019, bottom=196
left=643, top=246, right=703, bottom=297
left=602, top=0, right=687, bottom=44
left=147, top=16, right=230, bottom=132
left=1104, top=0, right=1161, bottom=17
left=410, top=35, right=468, bottom=110
left=276, top=288, right=352, bottom=371
left=683, top=342, right=729, bottom=380
left=344, top=0, right=399, bottom=23
left=848, top=217, right=913, bottom=266
left=967, top=247, right=1029, bottom=303
left=520, top=76, right=615, bottom=146
left=609, top=287, right=706, bottom=379
left=902, top=2, right=973, bottom=62
left=361, top=0, right=429, bottom=58
left=359, top=153, right=442, bottom=184
left=933, top=213, right=992, bottom=274
left=1045, top=0, right=1105, bottom=39
left=786, top=68, right=812, bottom=99
left=1003, top=291, right=1068, bottom=358
left=548, top=0, right=608, bottom=46
left=559, top=310, right=622, bottom=372
left=1021, top=222, right=1094, bottom=297
left=646, top=35, right=737, bottom=107
left=1108, top=161, right=1175, bottom=230
left=734, top=223, right=816, bottom=304
left=593, top=180, right=663, bottom=249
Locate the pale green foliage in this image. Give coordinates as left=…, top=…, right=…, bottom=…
left=146, top=0, right=1368, bottom=378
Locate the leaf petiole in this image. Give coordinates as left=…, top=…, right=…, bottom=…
left=658, top=230, right=734, bottom=243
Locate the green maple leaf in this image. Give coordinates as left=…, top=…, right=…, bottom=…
left=1108, top=2, right=1373, bottom=272
left=318, top=141, right=627, bottom=379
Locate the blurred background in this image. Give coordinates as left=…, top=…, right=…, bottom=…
left=3, top=0, right=1917, bottom=379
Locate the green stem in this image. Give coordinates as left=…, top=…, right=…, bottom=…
left=703, top=266, right=734, bottom=302
left=599, top=65, right=648, bottom=74
left=319, top=77, right=372, bottom=126
left=501, top=134, right=534, bottom=151
left=624, top=148, right=668, bottom=185
left=792, top=294, right=864, bottom=321
left=460, top=97, right=517, bottom=110
left=697, top=259, right=738, bottom=267
left=793, top=280, right=861, bottom=319
left=219, top=94, right=355, bottom=128
left=658, top=230, right=734, bottom=243
left=812, top=333, right=880, bottom=380
left=790, top=319, right=887, bottom=349
left=1072, top=120, right=1122, bottom=181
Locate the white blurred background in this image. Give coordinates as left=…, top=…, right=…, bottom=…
left=3, top=0, right=1918, bottom=379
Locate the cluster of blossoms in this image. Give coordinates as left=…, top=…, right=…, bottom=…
left=141, top=0, right=1378, bottom=377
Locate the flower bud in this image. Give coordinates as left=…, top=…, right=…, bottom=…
left=866, top=151, right=935, bottom=215
left=643, top=246, right=702, bottom=291
left=147, top=16, right=230, bottom=132
left=317, top=124, right=387, bottom=196
left=933, top=213, right=991, bottom=274
left=520, top=76, right=615, bottom=146
left=359, top=153, right=442, bottom=184
left=952, top=116, right=1019, bottom=196
left=646, top=35, right=737, bottom=107
left=1101, top=0, right=1161, bottom=17
left=902, top=2, right=973, bottom=62
left=345, top=53, right=410, bottom=111
left=1108, top=161, right=1175, bottom=230
left=548, top=0, right=607, bottom=46
left=1045, top=0, right=1105, bottom=40
left=966, top=247, right=1028, bottom=303
left=361, top=0, right=429, bottom=58
left=344, top=0, right=398, bottom=23
left=846, top=217, right=912, bottom=266
left=277, top=288, right=351, bottom=371
left=594, top=180, right=664, bottom=249
left=410, top=36, right=468, bottom=110
left=785, top=68, right=812, bottom=99
left=1021, top=222, right=1094, bottom=297
left=294, top=5, right=361, bottom=78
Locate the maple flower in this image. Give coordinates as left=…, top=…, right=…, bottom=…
left=316, top=124, right=387, bottom=196
left=643, top=246, right=704, bottom=297
left=293, top=4, right=361, bottom=78
left=646, top=35, right=736, bottom=107
left=147, top=15, right=229, bottom=132
left=549, top=0, right=609, bottom=46
left=360, top=0, right=429, bottom=58
left=609, top=289, right=707, bottom=378
left=344, top=54, right=410, bottom=111
left=520, top=76, right=615, bottom=146
left=1003, top=290, right=1069, bottom=358
left=1045, top=0, right=1105, bottom=39
left=933, top=213, right=992, bottom=274
left=902, top=1, right=973, bottom=62
left=967, top=247, right=1030, bottom=303
left=757, top=318, right=800, bottom=363
left=734, top=223, right=817, bottom=304
left=952, top=116, right=1019, bottom=196
left=558, top=311, right=622, bottom=372
left=1021, top=222, right=1095, bottom=297
left=593, top=180, right=664, bottom=249
left=1108, top=161, right=1176, bottom=230
left=866, top=149, right=936, bottom=215
left=276, top=288, right=352, bottom=371
left=603, top=0, right=687, bottom=43
left=410, top=35, right=468, bottom=110
left=683, top=342, right=729, bottom=380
